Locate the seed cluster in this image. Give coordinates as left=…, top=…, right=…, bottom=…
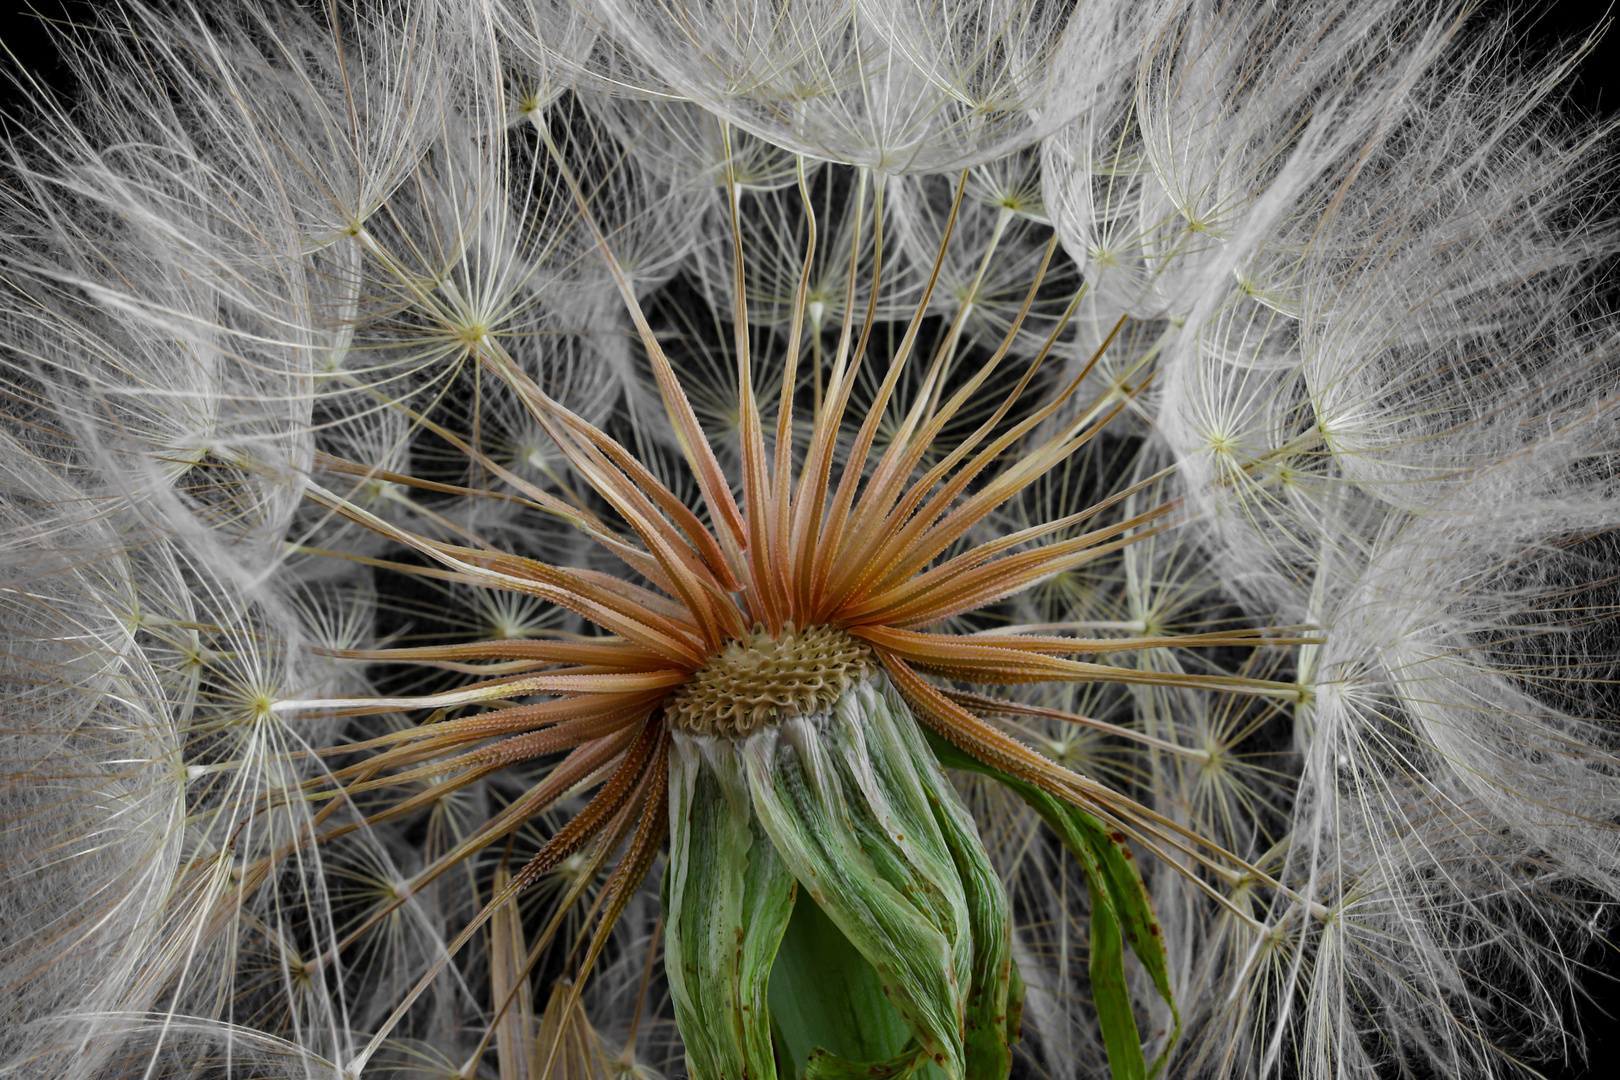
left=666, top=625, right=876, bottom=739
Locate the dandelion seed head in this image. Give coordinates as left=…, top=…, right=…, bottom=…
left=4, top=1, right=1620, bottom=1078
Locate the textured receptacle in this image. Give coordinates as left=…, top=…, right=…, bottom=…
left=666, top=625, right=876, bottom=739
left=664, top=672, right=1020, bottom=1080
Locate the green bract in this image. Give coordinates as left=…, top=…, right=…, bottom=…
left=665, top=677, right=1020, bottom=1080
left=928, top=733, right=1182, bottom=1080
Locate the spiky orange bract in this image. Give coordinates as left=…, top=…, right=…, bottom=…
left=280, top=125, right=1315, bottom=1068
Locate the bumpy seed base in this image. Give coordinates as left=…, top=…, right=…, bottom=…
left=666, top=625, right=875, bottom=739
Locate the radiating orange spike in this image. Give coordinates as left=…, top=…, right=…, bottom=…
left=533, top=783, right=663, bottom=1080
left=316, top=451, right=540, bottom=507
left=558, top=428, right=742, bottom=596
left=320, top=442, right=671, bottom=591
left=339, top=711, right=640, bottom=796
left=392, top=397, right=732, bottom=595
left=278, top=668, right=688, bottom=720
left=821, top=246, right=1070, bottom=610
left=837, top=210, right=1044, bottom=562
left=860, top=529, right=1174, bottom=629
left=565, top=729, right=669, bottom=999
left=789, top=169, right=877, bottom=616
left=530, top=118, right=749, bottom=567
left=856, top=625, right=1306, bottom=699
left=830, top=326, right=1137, bottom=615
left=769, top=156, right=820, bottom=622
left=316, top=725, right=646, bottom=889
left=315, top=691, right=667, bottom=771
left=876, top=648, right=1129, bottom=808
left=513, top=714, right=663, bottom=888
left=879, top=651, right=1284, bottom=917
left=506, top=402, right=749, bottom=641
left=338, top=712, right=665, bottom=1077
left=567, top=567, right=698, bottom=624
left=848, top=395, right=1138, bottom=611
left=823, top=282, right=1084, bottom=614
left=809, top=172, right=966, bottom=609
left=907, top=658, right=1305, bottom=698
left=475, top=382, right=732, bottom=648
left=555, top=436, right=734, bottom=650
left=940, top=688, right=1203, bottom=757
left=718, top=129, right=786, bottom=633
left=947, top=628, right=1325, bottom=655
left=839, top=503, right=1176, bottom=627
left=738, top=390, right=784, bottom=631
left=488, top=860, right=534, bottom=1080
left=854, top=477, right=1177, bottom=616
left=305, top=483, right=709, bottom=667
left=318, top=640, right=668, bottom=667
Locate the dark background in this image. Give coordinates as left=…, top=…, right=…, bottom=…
left=0, top=1, right=1615, bottom=1077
